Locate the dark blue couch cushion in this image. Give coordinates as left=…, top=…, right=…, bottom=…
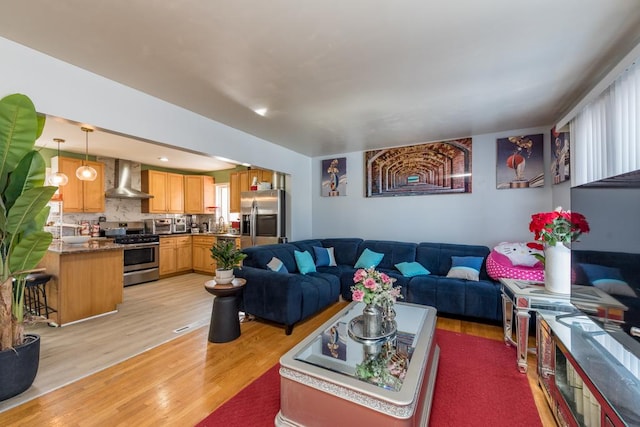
left=416, top=242, right=491, bottom=280
left=358, top=240, right=417, bottom=270
left=242, top=243, right=300, bottom=273
left=320, top=238, right=363, bottom=266
left=406, top=275, right=438, bottom=306
left=291, top=239, right=324, bottom=260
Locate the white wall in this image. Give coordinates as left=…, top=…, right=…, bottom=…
left=312, top=127, right=560, bottom=248
left=0, top=37, right=313, bottom=241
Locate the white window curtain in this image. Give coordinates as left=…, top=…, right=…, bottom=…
left=571, top=60, right=640, bottom=186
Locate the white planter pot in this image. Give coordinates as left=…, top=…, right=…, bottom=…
left=544, top=243, right=571, bottom=294
left=215, top=269, right=235, bottom=285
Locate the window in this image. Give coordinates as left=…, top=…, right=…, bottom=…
left=215, top=183, right=230, bottom=223
left=571, top=60, right=640, bottom=186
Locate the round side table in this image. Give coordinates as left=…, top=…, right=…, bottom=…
left=204, top=278, right=247, bottom=343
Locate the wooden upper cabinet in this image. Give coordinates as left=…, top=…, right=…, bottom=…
left=141, top=170, right=184, bottom=214
left=259, top=169, right=273, bottom=184
left=184, top=175, right=215, bottom=214
left=167, top=173, right=185, bottom=213
left=55, top=156, right=105, bottom=213
left=229, top=168, right=272, bottom=213
left=239, top=171, right=250, bottom=192
left=230, top=172, right=240, bottom=213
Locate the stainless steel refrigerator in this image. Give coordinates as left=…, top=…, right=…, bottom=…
left=240, top=189, right=286, bottom=247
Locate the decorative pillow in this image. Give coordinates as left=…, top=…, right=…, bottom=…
left=579, top=263, right=637, bottom=297
left=354, top=248, right=385, bottom=269
left=294, top=250, right=316, bottom=275
left=266, top=257, right=288, bottom=273
left=493, top=242, right=543, bottom=267
left=446, top=256, right=484, bottom=281
left=395, top=261, right=431, bottom=277
left=313, top=246, right=337, bottom=267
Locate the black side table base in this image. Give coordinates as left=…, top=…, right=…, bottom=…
left=209, top=296, right=241, bottom=343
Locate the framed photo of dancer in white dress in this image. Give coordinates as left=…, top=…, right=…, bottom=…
left=321, top=157, right=347, bottom=196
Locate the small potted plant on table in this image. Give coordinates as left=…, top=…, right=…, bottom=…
left=209, top=240, right=247, bottom=284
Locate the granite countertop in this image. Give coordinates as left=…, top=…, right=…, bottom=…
left=162, top=232, right=241, bottom=238
left=48, top=239, right=125, bottom=254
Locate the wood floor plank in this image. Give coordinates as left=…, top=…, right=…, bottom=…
left=0, top=275, right=555, bottom=426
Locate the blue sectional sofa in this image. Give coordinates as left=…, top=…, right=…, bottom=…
left=235, top=238, right=502, bottom=334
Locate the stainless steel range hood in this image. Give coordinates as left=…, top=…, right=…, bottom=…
left=105, top=159, right=153, bottom=199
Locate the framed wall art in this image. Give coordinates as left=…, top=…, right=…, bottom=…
left=321, top=157, right=347, bottom=196
left=364, top=138, right=472, bottom=198
left=496, top=134, right=544, bottom=189
left=550, top=127, right=570, bottom=184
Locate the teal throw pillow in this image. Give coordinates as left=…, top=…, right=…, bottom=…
left=313, top=246, right=337, bottom=267
left=294, top=250, right=316, bottom=275
left=446, top=256, right=484, bottom=281
left=579, top=263, right=637, bottom=297
left=266, top=256, right=288, bottom=273
left=354, top=248, right=384, bottom=269
left=395, top=261, right=431, bottom=277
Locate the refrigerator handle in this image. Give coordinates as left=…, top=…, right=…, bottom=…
left=250, top=201, right=257, bottom=246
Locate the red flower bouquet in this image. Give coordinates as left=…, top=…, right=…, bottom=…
left=529, top=207, right=590, bottom=247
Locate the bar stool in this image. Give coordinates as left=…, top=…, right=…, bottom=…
left=23, top=272, right=57, bottom=323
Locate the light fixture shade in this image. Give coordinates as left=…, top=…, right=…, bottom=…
left=77, top=127, right=97, bottom=181
left=76, top=165, right=98, bottom=181
left=51, top=137, right=69, bottom=186
left=49, top=172, right=69, bottom=186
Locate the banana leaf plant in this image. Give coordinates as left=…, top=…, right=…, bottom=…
left=0, top=94, right=57, bottom=351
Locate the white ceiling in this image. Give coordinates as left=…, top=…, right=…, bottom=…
left=2, top=0, right=640, bottom=170
left=37, top=116, right=238, bottom=172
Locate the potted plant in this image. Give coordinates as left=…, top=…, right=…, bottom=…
left=209, top=240, right=247, bottom=284
left=0, top=93, right=57, bottom=401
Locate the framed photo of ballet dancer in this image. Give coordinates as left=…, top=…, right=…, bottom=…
left=321, top=157, right=347, bottom=196
left=496, top=134, right=544, bottom=189
left=550, top=127, right=570, bottom=184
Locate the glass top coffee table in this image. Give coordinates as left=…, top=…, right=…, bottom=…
left=277, top=302, right=439, bottom=426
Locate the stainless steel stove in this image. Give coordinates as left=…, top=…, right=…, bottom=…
left=100, top=221, right=160, bottom=286
left=114, top=234, right=160, bottom=245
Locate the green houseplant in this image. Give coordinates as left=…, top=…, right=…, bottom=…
left=209, top=240, right=247, bottom=284
left=0, top=93, right=57, bottom=400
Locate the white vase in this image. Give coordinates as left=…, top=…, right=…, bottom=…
left=544, top=243, right=571, bottom=294
left=215, top=269, right=235, bottom=285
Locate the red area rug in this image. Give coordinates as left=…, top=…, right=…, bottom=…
left=197, top=329, right=542, bottom=426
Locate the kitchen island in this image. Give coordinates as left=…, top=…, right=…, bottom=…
left=38, top=240, right=124, bottom=326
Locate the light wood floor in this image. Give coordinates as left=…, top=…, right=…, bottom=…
left=0, top=275, right=556, bottom=426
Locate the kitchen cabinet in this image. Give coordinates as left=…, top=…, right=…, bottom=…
left=230, top=172, right=240, bottom=213
left=159, top=235, right=192, bottom=277
left=192, top=235, right=216, bottom=274
left=38, top=247, right=123, bottom=325
left=229, top=168, right=272, bottom=213
left=141, top=170, right=184, bottom=213
left=184, top=175, right=215, bottom=214
left=53, top=156, right=105, bottom=213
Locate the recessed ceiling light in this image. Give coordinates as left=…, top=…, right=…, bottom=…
left=253, top=108, right=268, bottom=117
left=158, top=156, right=169, bottom=162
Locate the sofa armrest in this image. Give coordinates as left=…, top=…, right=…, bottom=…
left=234, top=266, right=305, bottom=325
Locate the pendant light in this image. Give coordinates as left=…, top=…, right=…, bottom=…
left=48, top=138, right=69, bottom=186
left=76, top=127, right=98, bottom=181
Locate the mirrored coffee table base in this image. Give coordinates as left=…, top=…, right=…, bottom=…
left=277, top=302, right=439, bottom=426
